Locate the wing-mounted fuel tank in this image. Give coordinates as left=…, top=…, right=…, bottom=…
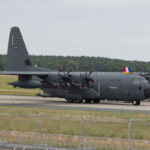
left=9, top=75, right=41, bottom=88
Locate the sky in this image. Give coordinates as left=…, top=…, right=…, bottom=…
left=0, top=0, right=150, bottom=61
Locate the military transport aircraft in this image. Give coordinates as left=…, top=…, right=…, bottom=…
left=1, top=27, right=150, bottom=105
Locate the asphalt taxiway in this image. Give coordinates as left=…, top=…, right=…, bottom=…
left=0, top=95, right=150, bottom=113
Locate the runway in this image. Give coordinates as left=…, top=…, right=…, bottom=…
left=0, top=95, right=150, bottom=113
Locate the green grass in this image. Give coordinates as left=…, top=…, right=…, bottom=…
left=1, top=75, right=150, bottom=140
left=0, top=106, right=150, bottom=140
left=0, top=75, right=42, bottom=96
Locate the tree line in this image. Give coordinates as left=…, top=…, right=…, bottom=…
left=0, top=54, right=150, bottom=72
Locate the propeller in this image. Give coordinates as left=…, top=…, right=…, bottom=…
left=139, top=64, right=150, bottom=81
left=142, top=73, right=150, bottom=81
left=56, top=64, right=95, bottom=90
left=58, top=64, right=72, bottom=88
left=80, top=65, right=94, bottom=90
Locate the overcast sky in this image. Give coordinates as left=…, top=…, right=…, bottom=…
left=0, top=0, right=150, bottom=61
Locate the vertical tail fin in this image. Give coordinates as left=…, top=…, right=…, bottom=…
left=5, top=27, right=32, bottom=71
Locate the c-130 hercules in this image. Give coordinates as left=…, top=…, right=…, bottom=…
left=1, top=27, right=150, bottom=105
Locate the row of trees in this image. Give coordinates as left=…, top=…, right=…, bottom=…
left=0, top=54, right=150, bottom=72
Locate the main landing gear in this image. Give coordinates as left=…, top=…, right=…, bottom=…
left=66, top=98, right=100, bottom=104
left=132, top=100, right=140, bottom=106
left=93, top=99, right=100, bottom=103
left=85, top=99, right=100, bottom=103
left=85, top=99, right=92, bottom=103
left=66, top=99, right=83, bottom=103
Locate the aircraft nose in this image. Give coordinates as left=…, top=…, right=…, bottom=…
left=144, top=88, right=150, bottom=98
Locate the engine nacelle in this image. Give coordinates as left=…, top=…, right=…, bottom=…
left=9, top=80, right=41, bottom=88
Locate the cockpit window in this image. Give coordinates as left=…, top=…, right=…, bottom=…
left=133, top=79, right=148, bottom=84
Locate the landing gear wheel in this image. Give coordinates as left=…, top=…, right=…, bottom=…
left=93, top=99, right=100, bottom=103
left=66, top=99, right=74, bottom=103
left=85, top=99, right=92, bottom=103
left=74, top=99, right=83, bottom=103
left=132, top=100, right=140, bottom=106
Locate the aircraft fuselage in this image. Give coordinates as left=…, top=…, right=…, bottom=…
left=40, top=72, right=150, bottom=104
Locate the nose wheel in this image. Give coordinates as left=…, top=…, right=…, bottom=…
left=132, top=100, right=140, bottom=105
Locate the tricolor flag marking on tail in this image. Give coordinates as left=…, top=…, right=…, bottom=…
left=123, top=67, right=131, bottom=74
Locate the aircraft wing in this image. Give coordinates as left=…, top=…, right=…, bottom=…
left=0, top=71, right=51, bottom=76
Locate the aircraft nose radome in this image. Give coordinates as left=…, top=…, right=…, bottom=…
left=144, top=88, right=150, bottom=98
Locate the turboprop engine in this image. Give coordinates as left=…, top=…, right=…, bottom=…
left=9, top=79, right=41, bottom=88
left=9, top=75, right=41, bottom=88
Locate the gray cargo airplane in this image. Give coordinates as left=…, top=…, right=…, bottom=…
left=1, top=27, right=150, bottom=105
